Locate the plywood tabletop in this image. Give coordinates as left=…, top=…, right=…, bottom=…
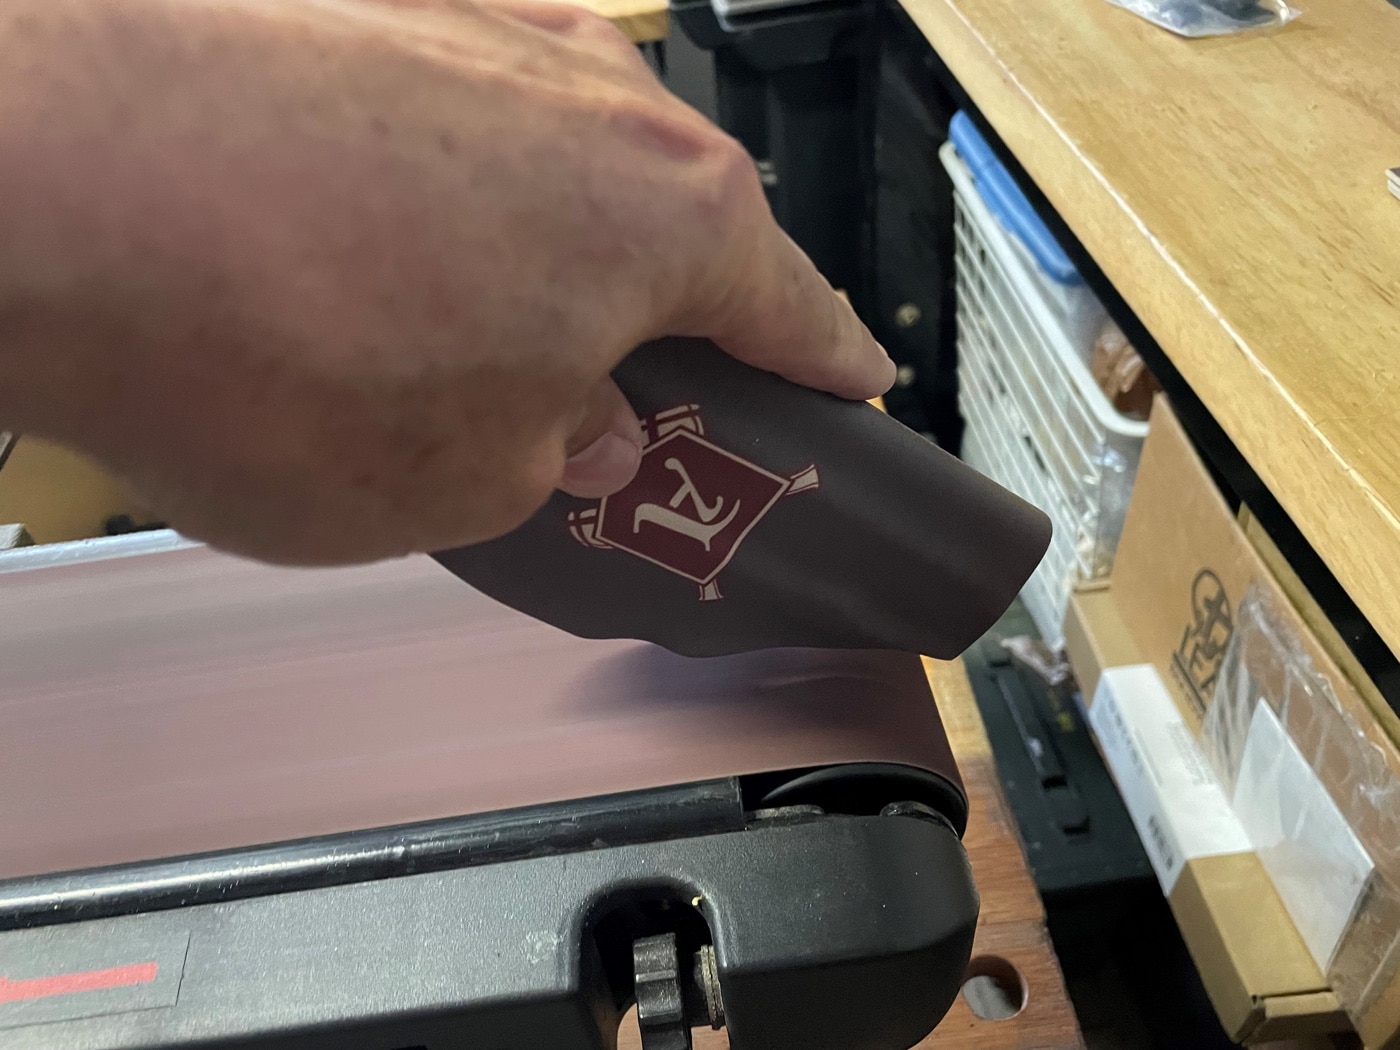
left=897, top=0, right=1400, bottom=660
left=584, top=0, right=669, bottom=41
left=620, top=657, right=1083, bottom=1050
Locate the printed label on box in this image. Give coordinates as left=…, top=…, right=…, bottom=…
left=1170, top=568, right=1235, bottom=721
left=1091, top=665, right=1250, bottom=892
left=1233, top=702, right=1374, bottom=970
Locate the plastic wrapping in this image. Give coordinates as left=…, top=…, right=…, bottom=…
left=1203, top=584, right=1400, bottom=1023
left=1107, top=0, right=1300, bottom=37
left=999, top=634, right=1073, bottom=688
left=1092, top=322, right=1159, bottom=422
left=1075, top=440, right=1139, bottom=580
left=1073, top=323, right=1152, bottom=579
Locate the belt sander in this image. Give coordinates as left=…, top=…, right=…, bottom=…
left=0, top=340, right=1050, bottom=1050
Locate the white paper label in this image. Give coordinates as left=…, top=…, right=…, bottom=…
left=1233, top=702, right=1374, bottom=970
left=1090, top=665, right=1250, bottom=892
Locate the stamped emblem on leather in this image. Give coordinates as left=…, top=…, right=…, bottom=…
left=567, top=404, right=818, bottom=600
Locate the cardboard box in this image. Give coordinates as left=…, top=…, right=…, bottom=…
left=1111, top=397, right=1398, bottom=766
left=1072, top=603, right=1347, bottom=1043
left=1110, top=396, right=1400, bottom=798
left=1109, top=396, right=1400, bottom=1047
left=1063, top=581, right=1140, bottom=701
left=1110, top=398, right=1249, bottom=731
left=1174, top=853, right=1349, bottom=1043
left=0, top=437, right=149, bottom=544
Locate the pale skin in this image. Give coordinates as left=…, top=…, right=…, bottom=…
left=0, top=0, right=894, bottom=565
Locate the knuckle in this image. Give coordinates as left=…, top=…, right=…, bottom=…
left=544, top=4, right=638, bottom=55
left=692, top=133, right=763, bottom=224
left=548, top=4, right=597, bottom=30
left=607, top=99, right=714, bottom=163
left=574, top=7, right=628, bottom=41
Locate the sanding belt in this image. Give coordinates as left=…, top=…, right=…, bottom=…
left=0, top=337, right=1050, bottom=883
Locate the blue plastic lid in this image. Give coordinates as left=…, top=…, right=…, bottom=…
left=948, top=112, right=1083, bottom=287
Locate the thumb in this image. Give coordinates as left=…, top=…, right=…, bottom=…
left=691, top=226, right=895, bottom=401
left=558, top=375, right=643, bottom=499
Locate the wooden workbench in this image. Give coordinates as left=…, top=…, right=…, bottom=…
left=897, top=0, right=1400, bottom=660
left=619, top=657, right=1084, bottom=1050
left=588, top=0, right=670, bottom=42
left=916, top=657, right=1081, bottom=1049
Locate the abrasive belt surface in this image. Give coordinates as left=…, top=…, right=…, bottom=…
left=0, top=545, right=957, bottom=881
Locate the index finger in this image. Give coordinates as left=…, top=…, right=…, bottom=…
left=672, top=154, right=895, bottom=401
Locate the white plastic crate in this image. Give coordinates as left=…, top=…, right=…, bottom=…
left=941, top=140, right=1150, bottom=649
left=999, top=226, right=1107, bottom=363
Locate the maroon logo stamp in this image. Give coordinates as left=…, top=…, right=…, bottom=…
left=567, top=404, right=818, bottom=600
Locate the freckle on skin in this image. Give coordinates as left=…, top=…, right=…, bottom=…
left=370, top=116, right=389, bottom=137
left=438, top=131, right=457, bottom=157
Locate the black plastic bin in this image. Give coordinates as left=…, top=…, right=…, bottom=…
left=671, top=0, right=870, bottom=299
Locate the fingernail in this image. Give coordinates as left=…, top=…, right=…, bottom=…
left=560, top=431, right=643, bottom=499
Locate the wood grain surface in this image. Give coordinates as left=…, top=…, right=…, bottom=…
left=918, top=656, right=1083, bottom=1050
left=583, top=0, right=669, bottom=41
left=619, top=657, right=1083, bottom=1049
left=897, top=0, right=1400, bottom=661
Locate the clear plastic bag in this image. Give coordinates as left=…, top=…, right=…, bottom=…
left=1075, top=440, right=1139, bottom=580
left=999, top=634, right=1073, bottom=688
left=1203, top=585, right=1400, bottom=1025
left=1107, top=0, right=1300, bottom=37
left=1091, top=322, right=1158, bottom=422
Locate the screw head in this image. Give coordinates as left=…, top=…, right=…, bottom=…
left=894, top=302, right=921, bottom=328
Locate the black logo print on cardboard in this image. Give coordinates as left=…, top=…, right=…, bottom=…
left=1171, top=568, right=1234, bottom=717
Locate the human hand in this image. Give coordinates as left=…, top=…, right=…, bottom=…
left=0, top=0, right=893, bottom=563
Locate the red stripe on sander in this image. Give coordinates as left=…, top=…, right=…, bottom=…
left=0, top=963, right=159, bottom=1003
left=0, top=545, right=957, bottom=881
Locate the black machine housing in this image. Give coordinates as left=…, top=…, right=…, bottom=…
left=0, top=765, right=977, bottom=1050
